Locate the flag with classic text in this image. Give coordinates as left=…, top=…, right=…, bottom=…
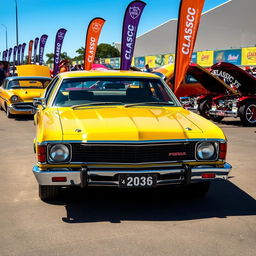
left=39, top=34, right=48, bottom=65
left=120, top=0, right=146, bottom=70
left=13, top=46, right=18, bottom=74
left=17, top=44, right=22, bottom=65
left=173, top=0, right=205, bottom=94
left=53, top=28, right=67, bottom=76
left=33, top=37, right=39, bottom=64
left=8, top=48, right=12, bottom=62
left=21, top=43, right=26, bottom=64
left=28, top=40, right=34, bottom=64
left=84, top=17, right=105, bottom=70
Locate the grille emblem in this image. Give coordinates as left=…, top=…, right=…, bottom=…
left=169, top=152, right=187, bottom=157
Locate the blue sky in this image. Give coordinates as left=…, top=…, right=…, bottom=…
left=0, top=0, right=227, bottom=57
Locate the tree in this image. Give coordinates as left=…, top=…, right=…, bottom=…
left=95, top=43, right=120, bottom=58
left=45, top=52, right=72, bottom=64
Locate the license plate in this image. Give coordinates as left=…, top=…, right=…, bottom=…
left=119, top=174, right=157, bottom=188
left=216, top=111, right=225, bottom=116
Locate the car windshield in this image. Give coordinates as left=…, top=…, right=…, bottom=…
left=53, top=77, right=179, bottom=107
left=7, top=79, right=50, bottom=89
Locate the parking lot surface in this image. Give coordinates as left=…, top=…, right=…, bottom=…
left=0, top=111, right=255, bottom=256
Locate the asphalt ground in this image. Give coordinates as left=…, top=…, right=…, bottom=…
left=0, top=110, right=255, bottom=256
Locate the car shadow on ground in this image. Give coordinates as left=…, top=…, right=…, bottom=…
left=46, top=180, right=256, bottom=223
left=13, top=115, right=34, bottom=121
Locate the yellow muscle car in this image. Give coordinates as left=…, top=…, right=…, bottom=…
left=32, top=70, right=231, bottom=200
left=0, top=76, right=51, bottom=118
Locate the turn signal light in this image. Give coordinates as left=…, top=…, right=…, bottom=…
left=201, top=173, right=216, bottom=179
left=219, top=142, right=227, bottom=160
left=37, top=145, right=46, bottom=163
left=52, top=177, right=67, bottom=182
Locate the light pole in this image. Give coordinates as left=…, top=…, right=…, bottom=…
left=14, top=0, right=19, bottom=46
left=1, top=24, right=8, bottom=49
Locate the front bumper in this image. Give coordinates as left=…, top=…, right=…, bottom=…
left=9, top=103, right=36, bottom=115
left=209, top=109, right=238, bottom=117
left=32, top=163, right=232, bottom=187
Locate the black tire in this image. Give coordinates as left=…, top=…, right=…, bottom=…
left=198, top=100, right=212, bottom=119
left=39, top=185, right=60, bottom=200
left=239, top=100, right=256, bottom=126
left=186, top=181, right=211, bottom=197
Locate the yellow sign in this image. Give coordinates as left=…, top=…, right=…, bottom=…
left=197, top=51, right=214, bottom=67
left=242, top=47, right=256, bottom=65
left=164, top=54, right=175, bottom=65
left=145, top=56, right=156, bottom=68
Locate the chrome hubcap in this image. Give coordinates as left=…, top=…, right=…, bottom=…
left=246, top=104, right=256, bottom=123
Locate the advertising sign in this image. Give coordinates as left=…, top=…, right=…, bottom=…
left=242, top=47, right=256, bottom=66
left=197, top=51, right=214, bottom=66
left=39, top=35, right=48, bottom=65
left=214, top=49, right=241, bottom=65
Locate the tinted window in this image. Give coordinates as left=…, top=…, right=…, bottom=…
left=53, top=77, right=177, bottom=107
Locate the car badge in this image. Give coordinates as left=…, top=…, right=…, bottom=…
left=75, top=129, right=82, bottom=133
left=169, top=152, right=187, bottom=157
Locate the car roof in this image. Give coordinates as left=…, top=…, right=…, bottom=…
left=58, top=70, right=160, bottom=79
left=5, top=76, right=52, bottom=81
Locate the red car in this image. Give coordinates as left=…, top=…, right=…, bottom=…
left=209, top=62, right=256, bottom=126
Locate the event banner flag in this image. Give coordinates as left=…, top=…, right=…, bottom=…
left=17, top=44, right=22, bottom=65
left=33, top=37, right=39, bottom=64
left=173, top=0, right=205, bottom=93
left=39, top=34, right=48, bottom=65
left=84, top=17, right=105, bottom=70
left=21, top=43, right=26, bottom=64
left=120, top=0, right=146, bottom=70
left=28, top=40, right=34, bottom=64
left=13, top=46, right=18, bottom=74
left=3, top=51, right=7, bottom=61
left=53, top=28, right=67, bottom=76
left=8, top=48, right=12, bottom=62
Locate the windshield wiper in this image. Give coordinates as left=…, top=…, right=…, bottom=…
left=124, top=102, right=175, bottom=108
left=72, top=102, right=124, bottom=109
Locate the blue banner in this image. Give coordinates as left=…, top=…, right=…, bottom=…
left=214, top=49, right=241, bottom=65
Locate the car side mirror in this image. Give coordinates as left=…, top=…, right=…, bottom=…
left=33, top=98, right=46, bottom=108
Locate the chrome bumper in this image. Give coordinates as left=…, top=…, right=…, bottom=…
left=209, top=109, right=238, bottom=117
left=32, top=163, right=232, bottom=186
left=9, top=103, right=36, bottom=115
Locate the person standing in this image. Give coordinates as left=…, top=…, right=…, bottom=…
left=0, top=62, right=7, bottom=84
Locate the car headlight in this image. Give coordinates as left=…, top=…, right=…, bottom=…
left=49, top=144, right=70, bottom=163
left=196, top=142, right=218, bottom=160
left=10, top=95, right=20, bottom=103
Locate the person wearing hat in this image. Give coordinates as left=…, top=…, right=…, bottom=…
left=59, top=60, right=69, bottom=73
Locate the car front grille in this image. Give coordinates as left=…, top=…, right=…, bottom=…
left=71, top=142, right=196, bottom=163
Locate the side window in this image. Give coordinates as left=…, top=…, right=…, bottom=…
left=44, top=77, right=59, bottom=104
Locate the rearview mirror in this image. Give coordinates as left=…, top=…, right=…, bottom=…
left=33, top=98, right=46, bottom=108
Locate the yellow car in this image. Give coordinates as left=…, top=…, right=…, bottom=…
left=0, top=76, right=51, bottom=118
left=32, top=71, right=231, bottom=200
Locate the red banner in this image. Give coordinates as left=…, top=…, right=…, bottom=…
left=84, top=17, right=105, bottom=70
left=174, top=0, right=205, bottom=94
left=28, top=40, right=34, bottom=64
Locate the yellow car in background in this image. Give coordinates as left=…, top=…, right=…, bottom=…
left=0, top=76, right=51, bottom=118
left=32, top=70, right=231, bottom=200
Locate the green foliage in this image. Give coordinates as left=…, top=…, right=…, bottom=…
left=95, top=44, right=120, bottom=58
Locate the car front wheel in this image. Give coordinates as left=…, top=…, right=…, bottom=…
left=198, top=100, right=212, bottom=119
left=39, top=185, right=60, bottom=200
left=239, top=101, right=256, bottom=126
